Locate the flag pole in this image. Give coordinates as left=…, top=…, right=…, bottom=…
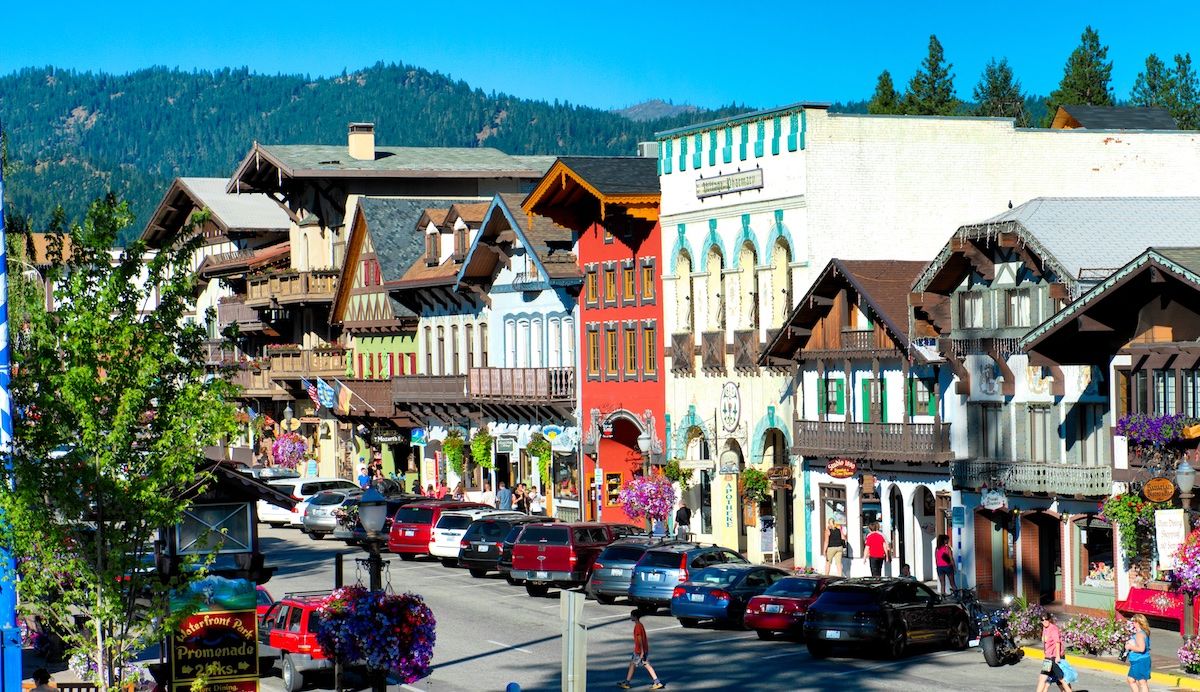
left=0, top=132, right=23, bottom=690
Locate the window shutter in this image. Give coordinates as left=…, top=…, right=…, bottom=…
left=817, top=377, right=826, bottom=416
left=723, top=127, right=734, bottom=163
left=861, top=380, right=871, bottom=423
left=880, top=380, right=888, bottom=424
left=739, top=124, right=749, bottom=160
left=678, top=137, right=688, bottom=171
left=835, top=379, right=845, bottom=415
left=709, top=130, right=718, bottom=166
left=772, top=117, right=782, bottom=155
left=1014, top=404, right=1029, bottom=462
left=787, top=113, right=799, bottom=152
left=927, top=380, right=937, bottom=417
left=693, top=134, right=702, bottom=169
left=906, top=377, right=915, bottom=417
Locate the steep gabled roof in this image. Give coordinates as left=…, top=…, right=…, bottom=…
left=547, top=156, right=660, bottom=196
left=761, top=258, right=927, bottom=364
left=417, top=208, right=450, bottom=230
left=443, top=201, right=491, bottom=229
left=523, top=156, right=661, bottom=233
left=1053, top=105, right=1178, bottom=130
left=142, top=177, right=290, bottom=246
left=457, top=195, right=581, bottom=289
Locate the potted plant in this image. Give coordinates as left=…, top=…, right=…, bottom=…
left=617, top=475, right=676, bottom=531
left=526, top=433, right=552, bottom=488
left=662, top=458, right=692, bottom=490
left=470, top=428, right=494, bottom=470
left=442, top=430, right=465, bottom=477
left=741, top=468, right=770, bottom=504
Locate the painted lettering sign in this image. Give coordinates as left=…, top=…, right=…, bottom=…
left=724, top=483, right=735, bottom=529
left=169, top=576, right=259, bottom=690
left=826, top=458, right=856, bottom=479
left=695, top=169, right=765, bottom=198
left=1143, top=477, right=1177, bottom=503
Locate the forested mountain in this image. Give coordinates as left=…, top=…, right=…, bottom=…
left=0, top=63, right=750, bottom=243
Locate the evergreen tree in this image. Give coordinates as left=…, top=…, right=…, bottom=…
left=973, top=58, right=1030, bottom=126
left=867, top=70, right=903, bottom=115
left=1043, top=26, right=1113, bottom=126
left=902, top=35, right=959, bottom=116
left=1170, top=53, right=1200, bottom=130
left=1130, top=53, right=1174, bottom=108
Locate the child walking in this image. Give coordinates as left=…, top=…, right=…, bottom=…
left=618, top=610, right=664, bottom=689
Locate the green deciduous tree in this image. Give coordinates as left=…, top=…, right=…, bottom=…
left=1043, top=26, right=1113, bottom=126
left=902, top=35, right=959, bottom=116
left=867, top=70, right=903, bottom=115
left=1131, top=53, right=1174, bottom=108
left=0, top=194, right=238, bottom=689
left=973, top=58, right=1030, bottom=126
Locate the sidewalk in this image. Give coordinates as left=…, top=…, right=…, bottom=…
left=1022, top=620, right=1200, bottom=691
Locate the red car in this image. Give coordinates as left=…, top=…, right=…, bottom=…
left=510, top=522, right=620, bottom=597
left=387, top=501, right=488, bottom=558
left=258, top=591, right=332, bottom=692
left=256, top=585, right=273, bottom=618
left=744, top=575, right=840, bottom=640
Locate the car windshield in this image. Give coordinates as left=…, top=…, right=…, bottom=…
left=639, top=551, right=683, bottom=568
left=817, top=587, right=880, bottom=607
left=394, top=507, right=434, bottom=524
left=256, top=589, right=272, bottom=606
left=519, top=526, right=569, bottom=544
left=466, top=521, right=509, bottom=541
left=690, top=568, right=741, bottom=586
left=310, top=492, right=348, bottom=506
left=600, top=545, right=647, bottom=562
left=764, top=578, right=820, bottom=598
left=436, top=515, right=475, bottom=531
left=503, top=525, right=525, bottom=544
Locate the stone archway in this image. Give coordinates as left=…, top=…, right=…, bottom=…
left=912, top=485, right=937, bottom=581
left=761, top=428, right=792, bottom=558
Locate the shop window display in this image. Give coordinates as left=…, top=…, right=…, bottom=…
left=1078, top=520, right=1115, bottom=589
left=554, top=456, right=579, bottom=500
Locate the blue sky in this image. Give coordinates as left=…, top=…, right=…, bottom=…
left=5, top=2, right=1200, bottom=110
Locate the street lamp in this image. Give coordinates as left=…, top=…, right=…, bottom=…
left=1179, top=460, right=1196, bottom=512
left=357, top=487, right=388, bottom=692
left=637, top=431, right=652, bottom=475
left=283, top=403, right=294, bottom=431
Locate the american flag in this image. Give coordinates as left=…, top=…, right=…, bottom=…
left=302, top=378, right=320, bottom=411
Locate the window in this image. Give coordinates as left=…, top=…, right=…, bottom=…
left=425, top=233, right=438, bottom=266
left=454, top=227, right=468, bottom=262
left=436, top=327, right=445, bottom=375
left=1154, top=369, right=1177, bottom=415
left=517, top=320, right=530, bottom=368
left=424, top=327, right=432, bottom=374
left=506, top=321, right=517, bottom=367
left=819, top=484, right=848, bottom=557
left=1073, top=403, right=1104, bottom=466
left=604, top=268, right=616, bottom=304
left=817, top=378, right=845, bottom=416
left=604, top=229, right=614, bottom=244
left=586, top=269, right=599, bottom=305
left=1005, top=288, right=1033, bottom=328
left=1075, top=519, right=1115, bottom=590
left=480, top=324, right=488, bottom=367
left=587, top=329, right=601, bottom=377
left=978, top=403, right=1005, bottom=459
left=623, top=266, right=636, bottom=302
left=907, top=378, right=935, bottom=417
left=563, top=318, right=574, bottom=368
left=642, top=264, right=655, bottom=300
left=1186, top=370, right=1200, bottom=417
left=624, top=326, right=638, bottom=377
left=465, top=324, right=475, bottom=370
left=287, top=606, right=303, bottom=633
left=861, top=378, right=886, bottom=423
left=605, top=327, right=618, bottom=376
left=450, top=325, right=460, bottom=375
left=531, top=318, right=543, bottom=367
left=643, top=325, right=657, bottom=375
left=958, top=291, right=985, bottom=329
left=1028, top=405, right=1054, bottom=462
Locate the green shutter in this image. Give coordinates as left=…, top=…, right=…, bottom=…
left=772, top=117, right=781, bottom=155
left=861, top=380, right=871, bottom=423
left=678, top=137, right=688, bottom=171
left=787, top=113, right=799, bottom=152
left=754, top=120, right=765, bottom=157
left=880, top=380, right=889, bottom=424
left=664, top=139, right=674, bottom=174
left=709, top=130, right=718, bottom=166
left=693, top=134, right=702, bottom=169
left=906, top=377, right=915, bottom=417
left=723, top=127, right=733, bottom=163
left=835, top=379, right=845, bottom=415
left=927, top=379, right=937, bottom=417
left=739, top=124, right=749, bottom=160
left=817, top=377, right=826, bottom=415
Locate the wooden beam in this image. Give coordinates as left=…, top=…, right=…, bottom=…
left=788, top=326, right=812, bottom=338
left=809, top=295, right=834, bottom=307
left=939, top=338, right=971, bottom=395
left=1150, top=266, right=1167, bottom=283
left=987, top=341, right=1016, bottom=397
left=998, top=231, right=1020, bottom=248
left=1048, top=283, right=1070, bottom=301
left=1014, top=245, right=1043, bottom=277
left=1047, top=364, right=1065, bottom=397
left=1077, top=315, right=1114, bottom=332
left=952, top=238, right=995, bottom=281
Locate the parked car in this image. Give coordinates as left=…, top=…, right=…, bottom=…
left=602, top=523, right=650, bottom=540
left=301, top=488, right=361, bottom=540
left=628, top=543, right=748, bottom=610
left=239, top=466, right=301, bottom=481
left=511, top=522, right=621, bottom=597
left=387, top=501, right=489, bottom=559
left=459, top=515, right=551, bottom=578
left=496, top=522, right=530, bottom=585
left=258, top=591, right=334, bottom=692
left=670, top=564, right=789, bottom=628
left=802, top=578, right=971, bottom=659
left=259, top=478, right=360, bottom=528
left=744, top=575, right=840, bottom=639
left=255, top=585, right=273, bottom=618
left=430, top=509, right=523, bottom=566
left=586, top=537, right=669, bottom=604
left=331, top=494, right=428, bottom=544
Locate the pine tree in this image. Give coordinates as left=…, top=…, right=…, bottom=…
left=1043, top=26, right=1113, bottom=126
left=867, top=70, right=902, bottom=115
left=1170, top=53, right=1200, bottom=130
left=902, top=35, right=959, bottom=116
left=1130, top=53, right=1174, bottom=108
left=973, top=58, right=1029, bottom=126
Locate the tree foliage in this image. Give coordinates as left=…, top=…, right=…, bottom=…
left=902, top=35, right=959, bottom=116
left=1043, top=26, right=1113, bottom=126
left=1131, top=53, right=1174, bottom=108
left=1172, top=54, right=1200, bottom=130
left=973, top=58, right=1030, bottom=126
left=867, top=71, right=902, bottom=115
left=1130, top=53, right=1200, bottom=130
left=0, top=195, right=239, bottom=687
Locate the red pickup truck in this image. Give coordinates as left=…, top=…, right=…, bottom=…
left=387, top=500, right=488, bottom=558
left=258, top=591, right=331, bottom=692
left=510, top=522, right=621, bottom=597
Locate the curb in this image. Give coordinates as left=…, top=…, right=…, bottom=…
left=1022, top=646, right=1200, bottom=690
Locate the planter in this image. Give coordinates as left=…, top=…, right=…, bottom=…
left=1185, top=424, right=1200, bottom=440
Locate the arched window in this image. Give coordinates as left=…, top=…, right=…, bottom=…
left=516, top=320, right=530, bottom=367
left=706, top=247, right=725, bottom=330
left=772, top=239, right=793, bottom=327
left=676, top=251, right=694, bottom=335
left=738, top=241, right=758, bottom=331
left=531, top=318, right=544, bottom=367
left=505, top=320, right=517, bottom=368
left=549, top=318, right=562, bottom=367
left=563, top=318, right=575, bottom=368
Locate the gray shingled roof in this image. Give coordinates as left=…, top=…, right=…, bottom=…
left=356, top=197, right=484, bottom=284
left=179, top=178, right=291, bottom=231
left=496, top=193, right=581, bottom=280
left=556, top=156, right=660, bottom=196
left=1156, top=247, right=1200, bottom=275
left=260, top=145, right=551, bottom=176
left=1059, top=105, right=1178, bottom=130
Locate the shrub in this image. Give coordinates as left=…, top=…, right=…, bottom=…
left=1179, top=636, right=1200, bottom=673
left=1003, top=598, right=1047, bottom=643
left=1060, top=612, right=1135, bottom=656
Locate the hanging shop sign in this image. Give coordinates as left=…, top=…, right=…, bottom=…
left=679, top=459, right=716, bottom=471
left=696, top=168, right=764, bottom=199
left=980, top=488, right=1008, bottom=511
left=496, top=437, right=516, bottom=454
left=1143, top=477, right=1177, bottom=503
left=410, top=428, right=427, bottom=446
left=718, top=449, right=741, bottom=475
left=169, top=576, right=259, bottom=690
left=1156, top=508, right=1188, bottom=571
left=720, top=382, right=741, bottom=433
left=541, top=425, right=564, bottom=442
left=826, top=458, right=857, bottom=479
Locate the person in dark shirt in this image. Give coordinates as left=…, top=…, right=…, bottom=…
left=823, top=519, right=845, bottom=576
left=674, top=504, right=692, bottom=540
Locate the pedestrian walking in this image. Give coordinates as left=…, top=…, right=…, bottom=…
left=863, top=522, right=889, bottom=577
left=1037, top=612, right=1072, bottom=692
left=674, top=504, right=691, bottom=541
left=514, top=483, right=531, bottom=513
left=528, top=486, right=544, bottom=515
left=357, top=464, right=371, bottom=489
left=823, top=519, right=845, bottom=576
left=436, top=480, right=450, bottom=499
left=480, top=482, right=495, bottom=507
left=497, top=481, right=513, bottom=510
left=410, top=478, right=421, bottom=494
left=935, top=534, right=956, bottom=595
left=1125, top=613, right=1151, bottom=692
left=617, top=610, right=664, bottom=690
left=425, top=483, right=436, bottom=497
left=452, top=482, right=466, bottom=501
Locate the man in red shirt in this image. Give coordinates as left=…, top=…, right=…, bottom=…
left=617, top=610, right=664, bottom=689
left=864, top=522, right=890, bottom=577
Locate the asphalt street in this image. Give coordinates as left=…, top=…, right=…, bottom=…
left=258, top=525, right=1167, bottom=692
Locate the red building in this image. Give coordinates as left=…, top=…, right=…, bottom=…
left=524, top=157, right=664, bottom=523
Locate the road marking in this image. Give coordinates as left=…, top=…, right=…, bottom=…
left=763, top=649, right=805, bottom=659
left=498, top=591, right=530, bottom=599
left=487, top=640, right=533, bottom=654
left=646, top=623, right=682, bottom=632
left=457, top=581, right=508, bottom=588
left=589, top=614, right=631, bottom=624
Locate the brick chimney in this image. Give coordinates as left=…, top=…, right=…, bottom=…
left=348, top=122, right=375, bottom=161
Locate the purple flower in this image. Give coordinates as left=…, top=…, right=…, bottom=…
left=617, top=475, right=677, bottom=522
left=271, top=432, right=307, bottom=469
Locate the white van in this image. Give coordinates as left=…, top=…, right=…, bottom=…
left=258, top=477, right=360, bottom=528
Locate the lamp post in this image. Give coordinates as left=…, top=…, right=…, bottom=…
left=283, top=403, right=294, bottom=432
left=357, top=487, right=388, bottom=692
left=1179, top=460, right=1196, bottom=512
left=637, top=431, right=651, bottom=474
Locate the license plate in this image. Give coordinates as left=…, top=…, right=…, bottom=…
left=536, top=571, right=549, bottom=579
left=824, top=630, right=842, bottom=639
left=403, top=529, right=415, bottom=537
left=478, top=545, right=490, bottom=552
left=764, top=604, right=783, bottom=613
left=610, top=568, right=624, bottom=576
left=688, top=593, right=704, bottom=602
left=647, top=573, right=663, bottom=582
left=968, top=638, right=980, bottom=648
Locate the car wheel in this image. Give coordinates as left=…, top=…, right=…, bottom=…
left=469, top=568, right=488, bottom=579
left=440, top=558, right=456, bottom=568
left=595, top=594, right=617, bottom=605
left=399, top=553, right=416, bottom=561
left=281, top=653, right=304, bottom=692
left=807, top=641, right=831, bottom=658
left=948, top=617, right=969, bottom=650
left=756, top=629, right=775, bottom=641
left=505, top=575, right=520, bottom=586
left=887, top=625, right=907, bottom=659
left=678, top=618, right=699, bottom=628
left=308, top=532, right=325, bottom=541
left=268, top=522, right=286, bottom=529
left=729, top=609, right=747, bottom=630
left=525, top=583, right=550, bottom=598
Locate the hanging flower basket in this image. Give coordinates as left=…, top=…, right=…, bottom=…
left=271, top=432, right=307, bottom=470
left=617, top=475, right=676, bottom=522
left=313, top=586, right=437, bottom=684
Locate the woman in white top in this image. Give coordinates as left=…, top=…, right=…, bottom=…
left=528, top=486, right=544, bottom=515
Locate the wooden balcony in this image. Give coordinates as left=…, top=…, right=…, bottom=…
left=952, top=459, right=1112, bottom=498
left=733, top=330, right=759, bottom=372
left=203, top=340, right=242, bottom=367
left=793, top=419, right=954, bottom=463
left=804, top=328, right=901, bottom=359
left=393, top=376, right=469, bottom=404
left=217, top=298, right=266, bottom=333
left=671, top=333, right=694, bottom=374
left=268, top=347, right=348, bottom=379
left=701, top=331, right=726, bottom=373
left=468, top=367, right=575, bottom=402
left=245, top=270, right=339, bottom=308
left=227, top=366, right=289, bottom=400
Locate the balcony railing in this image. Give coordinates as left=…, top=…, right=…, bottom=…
left=952, top=459, right=1112, bottom=497
left=203, top=340, right=242, bottom=366
left=245, top=270, right=339, bottom=307
left=793, top=420, right=953, bottom=463
left=671, top=333, right=694, bottom=374
left=701, top=331, right=725, bottom=372
left=336, top=378, right=397, bottom=417
left=392, top=375, right=468, bottom=403
left=217, top=298, right=265, bottom=331
left=511, top=270, right=544, bottom=290
left=268, top=347, right=348, bottom=379
left=468, top=367, right=575, bottom=402
left=227, top=366, right=288, bottom=399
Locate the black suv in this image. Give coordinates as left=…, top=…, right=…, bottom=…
left=628, top=543, right=747, bottom=609
left=459, top=515, right=550, bottom=578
